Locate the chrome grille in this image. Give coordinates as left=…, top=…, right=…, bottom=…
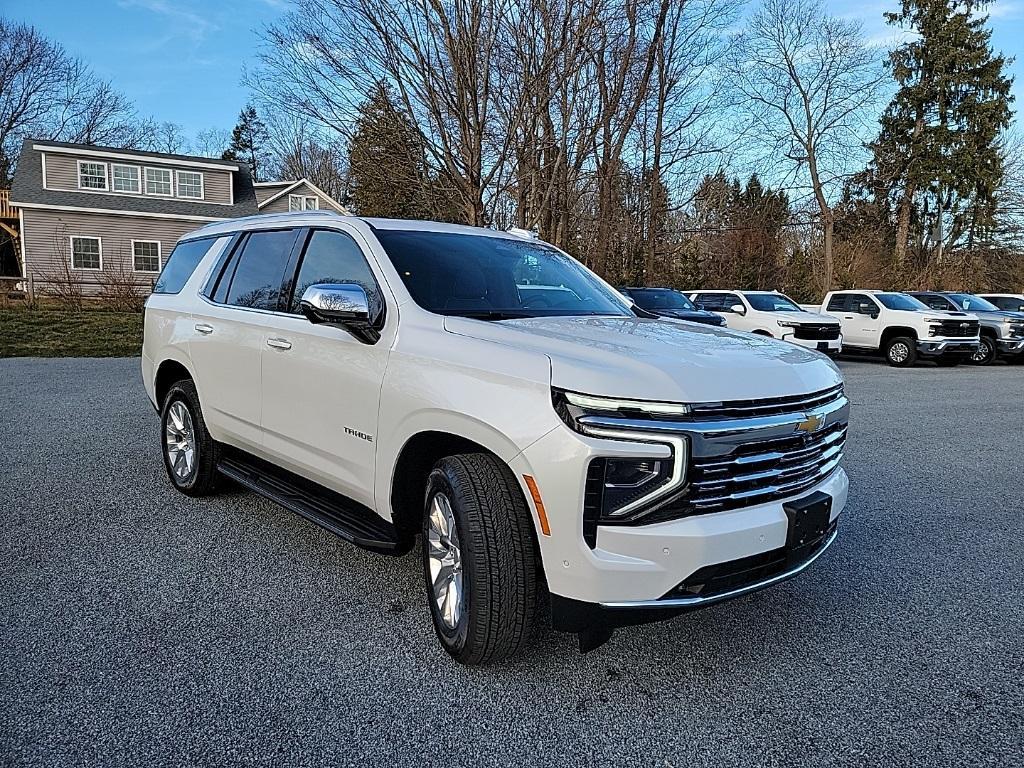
left=688, top=422, right=847, bottom=511
left=686, top=384, right=844, bottom=419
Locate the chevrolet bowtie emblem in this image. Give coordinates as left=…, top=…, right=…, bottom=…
left=796, top=413, right=824, bottom=434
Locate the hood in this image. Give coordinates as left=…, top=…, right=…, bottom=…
left=769, top=310, right=839, bottom=325
left=655, top=308, right=724, bottom=324
left=443, top=315, right=842, bottom=403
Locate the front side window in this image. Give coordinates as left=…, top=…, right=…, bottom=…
left=876, top=292, right=928, bottom=311
left=112, top=164, right=140, bottom=193
left=176, top=170, right=204, bottom=199
left=289, top=230, right=381, bottom=317
left=133, top=240, right=161, bottom=272
left=154, top=237, right=219, bottom=294
left=78, top=162, right=107, bottom=190
left=222, top=229, right=299, bottom=310
left=70, top=236, right=101, bottom=269
left=744, top=292, right=802, bottom=312
left=374, top=230, right=631, bottom=320
left=145, top=167, right=172, bottom=195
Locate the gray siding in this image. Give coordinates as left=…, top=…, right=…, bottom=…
left=255, top=184, right=290, bottom=205
left=21, top=208, right=213, bottom=295
left=260, top=181, right=347, bottom=214
left=43, top=152, right=234, bottom=205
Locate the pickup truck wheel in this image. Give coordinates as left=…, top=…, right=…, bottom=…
left=160, top=379, right=220, bottom=496
left=422, top=454, right=538, bottom=665
left=885, top=337, right=917, bottom=367
left=969, top=336, right=997, bottom=365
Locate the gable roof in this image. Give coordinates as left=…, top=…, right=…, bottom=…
left=10, top=138, right=259, bottom=220
left=257, top=178, right=350, bottom=214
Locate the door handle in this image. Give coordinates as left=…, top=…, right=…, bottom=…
left=267, top=337, right=292, bottom=350
left=194, top=323, right=214, bottom=335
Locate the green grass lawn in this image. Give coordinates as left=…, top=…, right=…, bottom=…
left=0, top=308, right=143, bottom=358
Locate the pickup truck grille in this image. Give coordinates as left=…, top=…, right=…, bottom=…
left=686, top=383, right=844, bottom=419
left=792, top=324, right=841, bottom=341
left=935, top=319, right=979, bottom=337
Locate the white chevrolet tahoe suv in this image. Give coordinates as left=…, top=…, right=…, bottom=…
left=819, top=290, right=980, bottom=367
left=686, top=290, right=843, bottom=356
left=142, top=212, right=850, bottom=664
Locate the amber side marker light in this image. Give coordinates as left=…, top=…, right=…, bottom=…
left=523, top=475, right=551, bottom=536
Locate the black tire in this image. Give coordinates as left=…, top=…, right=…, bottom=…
left=421, top=453, right=539, bottom=665
left=160, top=378, right=221, bottom=496
left=884, top=336, right=917, bottom=367
left=969, top=336, right=997, bottom=366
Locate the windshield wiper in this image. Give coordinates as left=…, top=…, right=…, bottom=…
left=450, top=310, right=534, bottom=321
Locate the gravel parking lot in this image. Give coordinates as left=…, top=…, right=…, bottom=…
left=2, top=356, right=1022, bottom=767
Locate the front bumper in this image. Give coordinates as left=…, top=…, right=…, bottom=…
left=997, top=338, right=1024, bottom=354
left=917, top=338, right=980, bottom=356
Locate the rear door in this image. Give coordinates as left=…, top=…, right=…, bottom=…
left=188, top=228, right=300, bottom=451
left=258, top=226, right=395, bottom=508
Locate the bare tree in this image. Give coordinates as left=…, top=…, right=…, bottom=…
left=193, top=127, right=231, bottom=158
left=263, top=111, right=349, bottom=200
left=725, top=0, right=885, bottom=291
left=137, top=120, right=191, bottom=154
left=0, top=19, right=139, bottom=183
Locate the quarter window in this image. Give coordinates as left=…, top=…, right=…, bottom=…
left=289, top=229, right=381, bottom=317
left=111, top=164, right=140, bottom=193
left=222, top=229, right=299, bottom=310
left=154, top=238, right=220, bottom=294
left=133, top=240, right=161, bottom=272
left=78, top=162, right=107, bottom=190
left=176, top=170, right=204, bottom=199
left=289, top=194, right=319, bottom=211
left=71, top=236, right=101, bottom=270
left=145, top=167, right=173, bottom=195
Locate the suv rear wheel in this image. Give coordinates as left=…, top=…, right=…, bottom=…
left=422, top=454, right=539, bottom=665
left=885, top=337, right=917, bottom=367
left=160, top=379, right=221, bottom=496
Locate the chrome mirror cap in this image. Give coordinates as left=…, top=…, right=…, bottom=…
left=299, top=283, right=370, bottom=323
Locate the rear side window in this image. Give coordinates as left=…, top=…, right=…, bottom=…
left=826, top=294, right=850, bottom=312
left=153, top=238, right=217, bottom=294
left=222, top=229, right=299, bottom=311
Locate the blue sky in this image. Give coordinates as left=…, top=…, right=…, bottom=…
left=7, top=0, right=1024, bottom=138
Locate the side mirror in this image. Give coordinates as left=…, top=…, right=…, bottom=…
left=857, top=302, right=878, bottom=318
left=299, top=283, right=380, bottom=344
left=729, top=303, right=746, bottom=315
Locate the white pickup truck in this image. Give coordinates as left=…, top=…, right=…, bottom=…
left=818, top=290, right=980, bottom=367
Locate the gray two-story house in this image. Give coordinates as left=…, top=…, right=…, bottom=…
left=9, top=139, right=348, bottom=295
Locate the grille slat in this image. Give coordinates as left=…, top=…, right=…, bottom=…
left=688, top=384, right=844, bottom=419
left=936, top=319, right=979, bottom=337
left=792, top=324, right=841, bottom=341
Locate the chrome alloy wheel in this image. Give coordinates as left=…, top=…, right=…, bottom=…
left=971, top=337, right=993, bottom=363
left=889, top=341, right=910, bottom=363
left=427, top=492, right=464, bottom=630
left=165, top=401, right=196, bottom=480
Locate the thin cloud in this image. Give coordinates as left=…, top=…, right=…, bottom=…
left=117, top=0, right=220, bottom=41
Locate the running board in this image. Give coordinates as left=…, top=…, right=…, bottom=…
left=217, top=448, right=408, bottom=556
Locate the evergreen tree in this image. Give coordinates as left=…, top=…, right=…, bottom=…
left=347, top=85, right=456, bottom=220
left=222, top=105, right=271, bottom=182
left=864, top=0, right=1014, bottom=268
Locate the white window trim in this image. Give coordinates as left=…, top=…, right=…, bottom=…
left=175, top=169, right=205, bottom=200
left=111, top=163, right=142, bottom=194
left=33, top=143, right=239, bottom=171
left=78, top=160, right=108, bottom=191
left=288, top=194, right=319, bottom=211
left=144, top=167, right=174, bottom=197
left=70, top=236, right=103, bottom=271
left=131, top=239, right=162, bottom=273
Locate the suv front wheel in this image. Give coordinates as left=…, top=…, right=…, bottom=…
left=160, top=379, right=221, bottom=496
left=422, top=454, right=540, bottom=665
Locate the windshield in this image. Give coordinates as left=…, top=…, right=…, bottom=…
left=374, top=229, right=632, bottom=320
left=946, top=293, right=999, bottom=312
left=744, top=292, right=802, bottom=312
left=876, top=293, right=928, bottom=311
left=627, top=289, right=697, bottom=311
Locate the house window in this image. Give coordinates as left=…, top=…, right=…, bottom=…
left=112, top=164, right=141, bottom=193
left=176, top=170, right=204, bottom=199
left=145, top=167, right=172, bottom=195
left=78, top=162, right=107, bottom=190
left=70, top=237, right=102, bottom=270
left=289, top=194, right=319, bottom=211
left=132, top=240, right=161, bottom=273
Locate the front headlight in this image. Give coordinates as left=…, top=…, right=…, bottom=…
left=923, top=316, right=946, bottom=324
left=558, top=390, right=690, bottom=424
left=777, top=320, right=800, bottom=328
